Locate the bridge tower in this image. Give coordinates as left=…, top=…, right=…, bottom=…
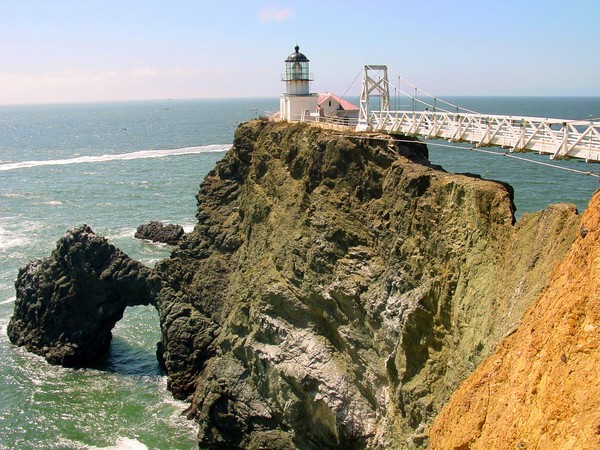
left=279, top=45, right=318, bottom=122
left=357, top=65, right=391, bottom=131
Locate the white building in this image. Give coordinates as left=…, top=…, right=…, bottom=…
left=278, top=46, right=359, bottom=124
left=279, top=46, right=318, bottom=122
left=317, top=92, right=359, bottom=122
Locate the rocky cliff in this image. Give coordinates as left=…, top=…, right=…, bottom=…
left=153, top=120, right=580, bottom=449
left=429, top=189, right=600, bottom=449
left=8, top=120, right=584, bottom=449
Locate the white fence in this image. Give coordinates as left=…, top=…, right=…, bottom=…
left=276, top=113, right=359, bottom=131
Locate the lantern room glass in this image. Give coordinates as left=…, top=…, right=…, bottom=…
left=285, top=60, right=309, bottom=80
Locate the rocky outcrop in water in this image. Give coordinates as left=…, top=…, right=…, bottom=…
left=8, top=120, right=585, bottom=449
left=7, top=225, right=159, bottom=366
left=153, top=120, right=580, bottom=449
left=135, top=221, right=185, bottom=245
left=428, top=189, right=600, bottom=449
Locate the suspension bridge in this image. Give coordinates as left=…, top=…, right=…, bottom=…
left=355, top=65, right=600, bottom=163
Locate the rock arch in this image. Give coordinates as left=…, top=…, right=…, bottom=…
left=7, top=225, right=160, bottom=366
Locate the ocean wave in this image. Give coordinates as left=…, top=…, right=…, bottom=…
left=0, top=144, right=231, bottom=172
left=40, top=200, right=64, bottom=206
left=87, top=437, right=149, bottom=450
left=0, top=296, right=16, bottom=306
left=0, top=220, right=42, bottom=252
left=57, top=436, right=149, bottom=450
left=109, top=227, right=139, bottom=241
left=0, top=316, right=9, bottom=337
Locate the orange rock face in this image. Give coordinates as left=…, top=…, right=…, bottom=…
left=429, top=190, right=600, bottom=449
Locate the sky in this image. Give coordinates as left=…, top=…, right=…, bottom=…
left=1, top=0, right=599, bottom=105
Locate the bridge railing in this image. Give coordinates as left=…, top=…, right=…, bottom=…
left=366, top=110, right=600, bottom=161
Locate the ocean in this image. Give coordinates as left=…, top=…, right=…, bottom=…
left=0, top=97, right=598, bottom=449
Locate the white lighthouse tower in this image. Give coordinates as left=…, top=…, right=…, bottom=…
left=279, top=45, right=318, bottom=122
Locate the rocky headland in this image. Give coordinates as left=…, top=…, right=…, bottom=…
left=8, top=119, right=593, bottom=449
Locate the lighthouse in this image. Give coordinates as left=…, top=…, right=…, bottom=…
left=279, top=45, right=318, bottom=122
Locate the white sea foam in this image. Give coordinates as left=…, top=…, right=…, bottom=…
left=110, top=227, right=139, bottom=241
left=88, top=437, right=149, bottom=450
left=40, top=200, right=64, bottom=206
left=0, top=296, right=16, bottom=306
left=0, top=316, right=9, bottom=336
left=153, top=376, right=199, bottom=438
left=0, top=235, right=31, bottom=252
left=65, top=437, right=149, bottom=450
left=0, top=220, right=40, bottom=252
left=0, top=144, right=230, bottom=172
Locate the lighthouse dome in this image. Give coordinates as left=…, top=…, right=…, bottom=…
left=286, top=45, right=309, bottom=62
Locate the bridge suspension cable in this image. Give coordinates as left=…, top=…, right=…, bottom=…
left=334, top=133, right=600, bottom=180
left=387, top=68, right=479, bottom=114
left=423, top=140, right=600, bottom=179
left=340, top=69, right=363, bottom=102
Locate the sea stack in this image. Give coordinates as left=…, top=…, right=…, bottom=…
left=135, top=221, right=185, bottom=245
left=7, top=225, right=160, bottom=366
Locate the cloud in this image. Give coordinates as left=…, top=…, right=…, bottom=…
left=129, top=68, right=160, bottom=77
left=257, top=6, right=294, bottom=22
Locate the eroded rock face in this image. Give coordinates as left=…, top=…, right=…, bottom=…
left=428, top=190, right=600, bottom=449
left=7, top=225, right=160, bottom=366
left=135, top=221, right=185, bottom=245
left=153, top=121, right=580, bottom=449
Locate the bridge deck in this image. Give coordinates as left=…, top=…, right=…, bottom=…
left=360, top=110, right=600, bottom=162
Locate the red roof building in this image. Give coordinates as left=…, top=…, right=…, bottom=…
left=317, top=92, right=359, bottom=120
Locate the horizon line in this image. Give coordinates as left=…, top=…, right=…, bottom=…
left=2, top=93, right=600, bottom=108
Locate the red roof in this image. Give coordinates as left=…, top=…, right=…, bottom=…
left=317, top=92, right=359, bottom=111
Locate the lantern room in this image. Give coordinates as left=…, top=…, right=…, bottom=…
left=283, top=45, right=312, bottom=95
left=279, top=45, right=318, bottom=122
